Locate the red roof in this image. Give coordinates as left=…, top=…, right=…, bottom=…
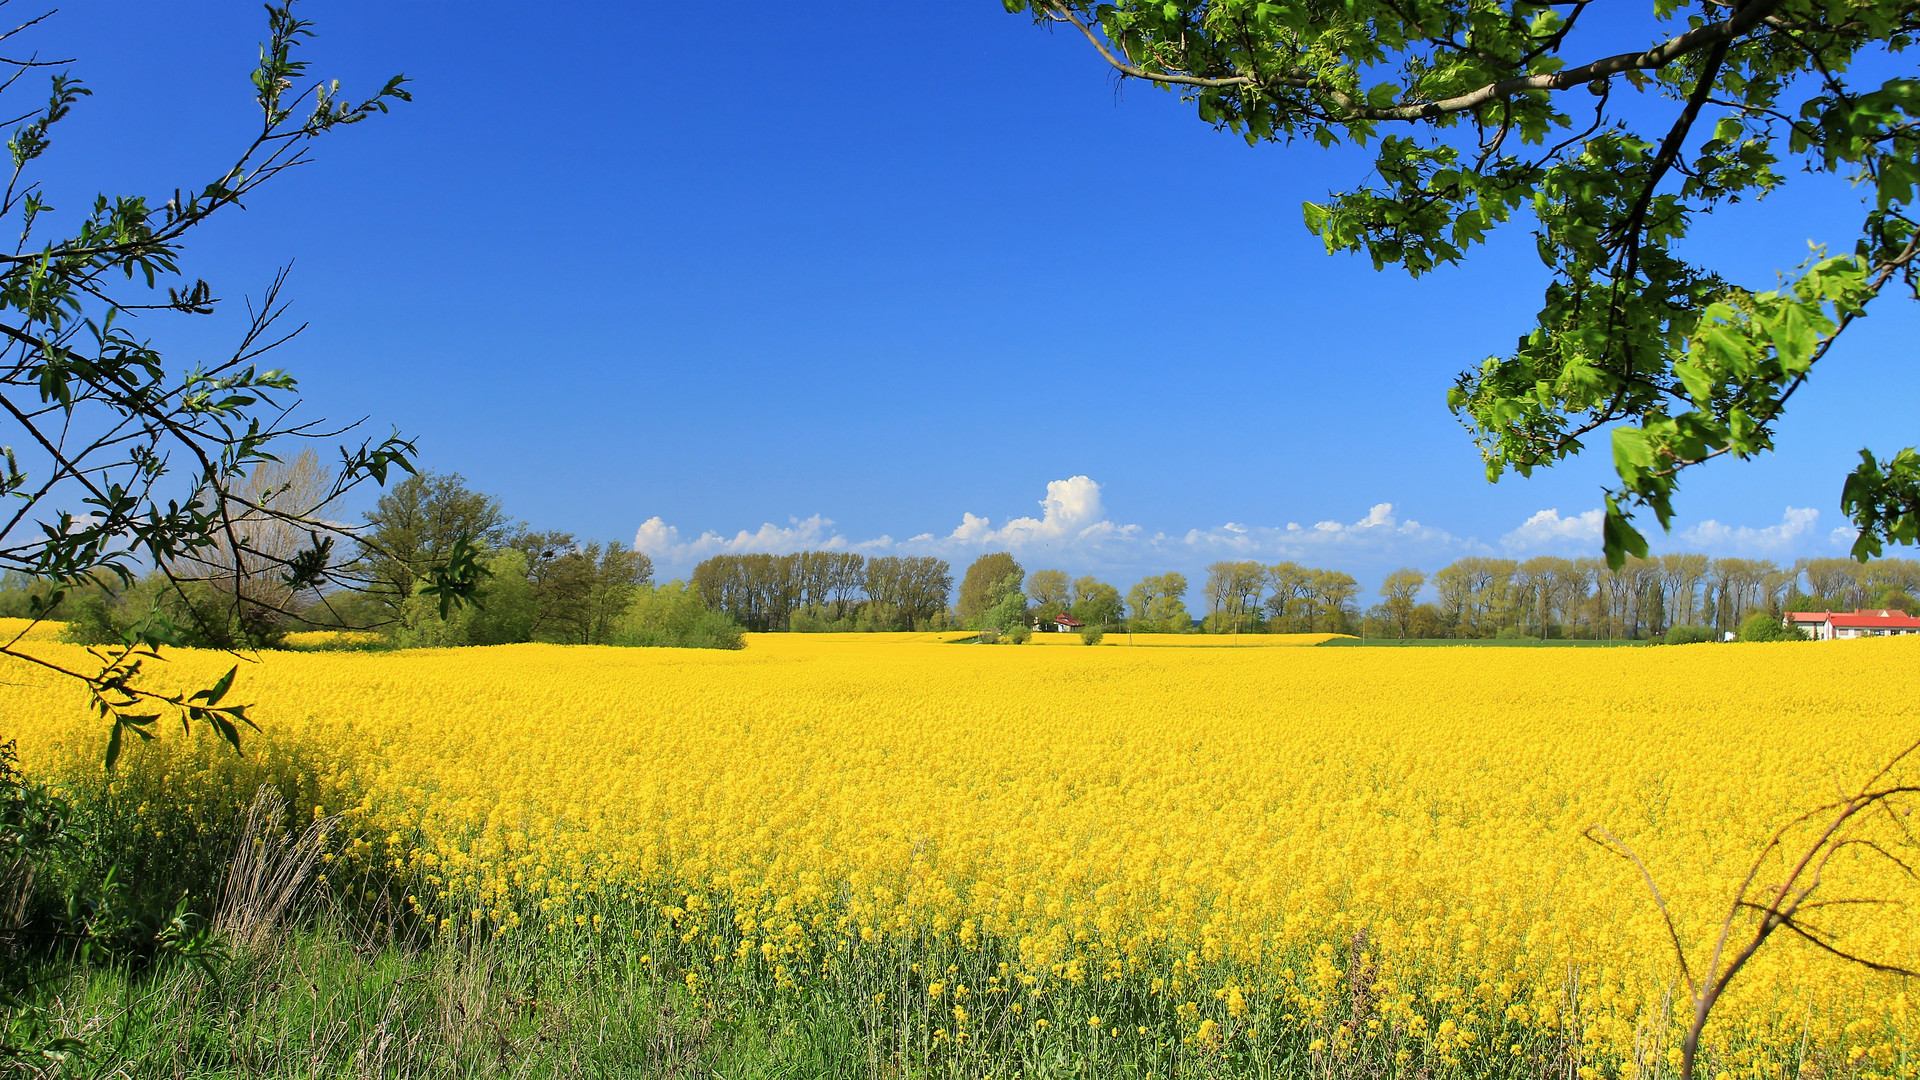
left=1053, top=613, right=1085, bottom=628
left=1791, top=609, right=1920, bottom=628
left=1827, top=609, right=1920, bottom=629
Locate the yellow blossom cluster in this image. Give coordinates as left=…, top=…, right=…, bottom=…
left=0, top=616, right=68, bottom=643
left=2, top=633, right=1916, bottom=1077
left=279, top=629, right=385, bottom=650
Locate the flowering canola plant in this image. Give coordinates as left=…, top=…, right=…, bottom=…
left=2, top=633, right=1916, bottom=1078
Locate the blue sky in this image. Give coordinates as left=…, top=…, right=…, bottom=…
left=29, top=2, right=1919, bottom=592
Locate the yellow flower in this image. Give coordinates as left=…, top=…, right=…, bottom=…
left=3, top=632, right=1915, bottom=1078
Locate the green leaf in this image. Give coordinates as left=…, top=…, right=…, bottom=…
left=1672, top=361, right=1714, bottom=406
left=194, top=665, right=237, bottom=707
left=1601, top=498, right=1649, bottom=570
left=1611, top=426, right=1655, bottom=474
left=209, top=713, right=243, bottom=754
left=1768, top=302, right=1817, bottom=372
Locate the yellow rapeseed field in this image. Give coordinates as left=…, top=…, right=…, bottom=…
left=0, top=616, right=68, bottom=643
left=2, top=633, right=1916, bottom=1078
left=279, top=629, right=385, bottom=649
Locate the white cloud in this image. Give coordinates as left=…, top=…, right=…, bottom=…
left=1501, top=508, right=1604, bottom=551
left=1678, top=506, right=1819, bottom=551
left=633, top=513, right=850, bottom=570
left=1168, top=502, right=1458, bottom=559
left=1315, top=502, right=1398, bottom=533
left=632, top=480, right=1459, bottom=580
left=941, top=475, right=1134, bottom=548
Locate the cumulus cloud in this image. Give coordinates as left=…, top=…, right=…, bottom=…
left=1678, top=506, right=1819, bottom=551
left=1501, top=508, right=1604, bottom=551
left=633, top=513, right=850, bottom=569
left=940, top=476, right=1139, bottom=549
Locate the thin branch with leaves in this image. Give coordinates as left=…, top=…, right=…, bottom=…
left=0, top=2, right=483, bottom=768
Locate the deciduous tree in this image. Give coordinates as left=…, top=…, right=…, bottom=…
left=1379, top=567, right=1426, bottom=637
left=1263, top=562, right=1313, bottom=630
left=1070, top=575, right=1125, bottom=627
left=958, top=553, right=1024, bottom=623
left=1203, top=560, right=1266, bottom=633
left=1307, top=568, right=1360, bottom=632
left=867, top=555, right=953, bottom=630
left=360, top=473, right=510, bottom=618
left=1126, top=572, right=1191, bottom=631
left=1027, top=568, right=1072, bottom=622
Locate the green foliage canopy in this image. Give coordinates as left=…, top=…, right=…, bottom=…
left=958, top=553, right=1025, bottom=622
left=1011, top=0, right=1920, bottom=566
left=1736, top=609, right=1809, bottom=639
left=1127, top=571, right=1192, bottom=630
left=614, top=581, right=746, bottom=650
left=978, top=572, right=1033, bottom=632
left=359, top=472, right=511, bottom=618
left=1070, top=575, right=1126, bottom=625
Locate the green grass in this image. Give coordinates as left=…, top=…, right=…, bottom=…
left=7, top=882, right=1591, bottom=1080
left=14, top=911, right=787, bottom=1078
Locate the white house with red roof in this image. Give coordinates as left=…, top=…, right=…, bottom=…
left=1784, top=608, right=1920, bottom=640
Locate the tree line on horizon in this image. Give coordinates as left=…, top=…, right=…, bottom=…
left=1350, top=553, right=1920, bottom=641
left=1199, top=554, right=1919, bottom=640
left=690, top=553, right=952, bottom=633
left=687, top=548, right=1920, bottom=642
left=10, top=465, right=1915, bottom=647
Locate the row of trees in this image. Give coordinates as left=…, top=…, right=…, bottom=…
left=675, top=547, right=1920, bottom=641
left=360, top=473, right=751, bottom=649
left=678, top=551, right=1148, bottom=637
left=690, top=553, right=953, bottom=632
left=35, top=462, right=1912, bottom=647
left=1201, top=561, right=1361, bottom=634
left=32, top=473, right=1913, bottom=645
left=1379, top=554, right=1920, bottom=641
left=1090, top=553, right=1920, bottom=641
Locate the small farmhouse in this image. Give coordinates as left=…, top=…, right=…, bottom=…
left=1783, top=609, right=1920, bottom=640
left=1040, top=613, right=1085, bottom=633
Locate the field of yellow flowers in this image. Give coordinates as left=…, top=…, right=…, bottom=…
left=2, top=631, right=1916, bottom=1079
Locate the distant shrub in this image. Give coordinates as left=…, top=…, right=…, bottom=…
left=60, top=593, right=123, bottom=645
left=1079, top=624, right=1105, bottom=645
left=1736, top=612, right=1808, bottom=643
left=613, top=582, right=745, bottom=650
left=788, top=605, right=857, bottom=633
left=1006, top=625, right=1031, bottom=645
left=1664, top=624, right=1717, bottom=645
left=976, top=628, right=1000, bottom=644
